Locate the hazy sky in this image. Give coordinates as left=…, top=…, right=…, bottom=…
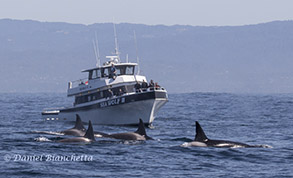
left=1, top=0, right=293, bottom=26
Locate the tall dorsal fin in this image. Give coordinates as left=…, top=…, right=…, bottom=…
left=135, top=118, right=147, bottom=136
left=194, top=121, right=208, bottom=141
left=73, top=114, right=86, bottom=131
left=84, top=120, right=96, bottom=141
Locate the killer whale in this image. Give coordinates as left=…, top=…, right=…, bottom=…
left=59, top=120, right=96, bottom=143
left=106, top=119, right=152, bottom=140
left=60, top=114, right=86, bottom=136
left=181, top=121, right=270, bottom=148
left=60, top=114, right=108, bottom=137
left=33, top=114, right=86, bottom=136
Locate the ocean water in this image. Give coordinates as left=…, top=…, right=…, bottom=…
left=0, top=93, right=292, bottom=177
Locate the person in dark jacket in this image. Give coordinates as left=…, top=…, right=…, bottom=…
left=117, top=88, right=124, bottom=96
left=141, top=80, right=148, bottom=92
left=110, top=64, right=117, bottom=79
left=149, top=79, right=155, bottom=90
left=106, top=89, right=113, bottom=98
left=135, top=82, right=141, bottom=93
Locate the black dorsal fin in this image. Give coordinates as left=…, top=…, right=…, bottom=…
left=84, top=120, right=96, bottom=141
left=135, top=118, right=147, bottom=136
left=73, top=114, right=86, bottom=131
left=194, top=121, right=208, bottom=141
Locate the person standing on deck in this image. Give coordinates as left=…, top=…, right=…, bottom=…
left=110, top=64, right=117, bottom=79
left=149, top=80, right=155, bottom=90
left=141, top=80, right=148, bottom=92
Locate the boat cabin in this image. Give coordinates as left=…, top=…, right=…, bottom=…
left=67, top=55, right=143, bottom=104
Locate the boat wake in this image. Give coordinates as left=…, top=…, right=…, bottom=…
left=180, top=142, right=273, bottom=148
left=251, top=144, right=273, bottom=148
left=121, top=140, right=145, bottom=145
left=34, top=136, right=52, bottom=142
left=31, top=131, right=65, bottom=136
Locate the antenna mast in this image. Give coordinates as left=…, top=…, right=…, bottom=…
left=113, top=23, right=120, bottom=62
left=92, top=32, right=101, bottom=67
left=134, top=30, right=140, bottom=75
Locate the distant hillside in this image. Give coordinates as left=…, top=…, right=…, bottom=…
left=1, top=19, right=293, bottom=93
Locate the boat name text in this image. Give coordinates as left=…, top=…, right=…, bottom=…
left=100, top=97, right=125, bottom=108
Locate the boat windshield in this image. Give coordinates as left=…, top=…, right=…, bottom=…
left=117, top=65, right=135, bottom=75
left=88, top=69, right=102, bottom=80
left=88, top=65, right=135, bottom=79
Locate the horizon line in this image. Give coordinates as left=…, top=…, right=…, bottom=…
left=1, top=18, right=293, bottom=28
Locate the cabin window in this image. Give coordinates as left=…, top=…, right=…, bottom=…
left=92, top=69, right=101, bottom=79
left=116, top=66, right=125, bottom=75
left=116, top=67, right=122, bottom=75
left=126, top=84, right=135, bottom=93
left=88, top=71, right=93, bottom=80
left=102, top=68, right=109, bottom=77
left=111, top=65, right=135, bottom=76
left=111, top=86, right=126, bottom=95
left=126, top=66, right=134, bottom=75
left=75, top=85, right=132, bottom=105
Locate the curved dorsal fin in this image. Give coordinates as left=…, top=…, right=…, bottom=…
left=73, top=114, right=86, bottom=131
left=84, top=120, right=96, bottom=141
left=195, top=121, right=208, bottom=141
left=135, top=118, right=147, bottom=136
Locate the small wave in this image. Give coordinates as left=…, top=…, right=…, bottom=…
left=253, top=144, right=273, bottom=148
left=230, top=145, right=247, bottom=148
left=34, top=137, right=52, bottom=142
left=180, top=142, right=191, bottom=147
left=122, top=140, right=145, bottom=145
left=180, top=142, right=207, bottom=147
left=179, top=143, right=273, bottom=148
left=94, top=134, right=103, bottom=138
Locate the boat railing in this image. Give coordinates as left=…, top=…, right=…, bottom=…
left=100, top=86, right=166, bottom=99
left=134, top=86, right=165, bottom=93
left=68, top=78, right=89, bottom=89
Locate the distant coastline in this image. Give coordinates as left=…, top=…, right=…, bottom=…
left=1, top=19, right=293, bottom=93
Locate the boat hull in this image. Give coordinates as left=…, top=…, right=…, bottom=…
left=42, top=90, right=168, bottom=125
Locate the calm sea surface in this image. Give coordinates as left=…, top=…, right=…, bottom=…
left=0, top=93, right=292, bottom=177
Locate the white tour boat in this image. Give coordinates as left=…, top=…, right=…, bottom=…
left=42, top=50, right=168, bottom=125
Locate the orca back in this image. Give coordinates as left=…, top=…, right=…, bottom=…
left=135, top=119, right=147, bottom=136
left=84, top=120, right=96, bottom=141
left=73, top=114, right=86, bottom=131
left=195, top=121, right=208, bottom=142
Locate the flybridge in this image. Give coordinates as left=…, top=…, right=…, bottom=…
left=81, top=61, right=137, bottom=79
left=66, top=57, right=144, bottom=97
left=67, top=55, right=139, bottom=96
left=82, top=56, right=137, bottom=72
